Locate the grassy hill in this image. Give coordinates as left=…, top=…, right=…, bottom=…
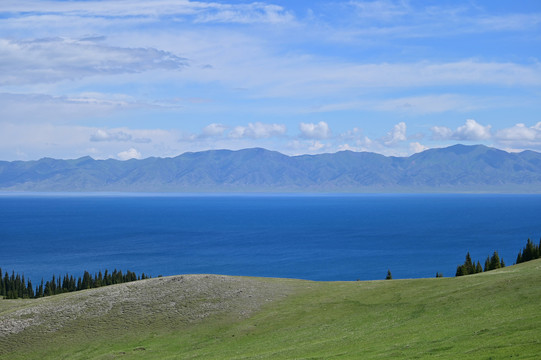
left=1, top=260, right=540, bottom=359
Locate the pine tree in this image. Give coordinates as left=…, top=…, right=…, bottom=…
left=82, top=271, right=91, bottom=289
left=51, top=275, right=56, bottom=295
left=464, top=252, right=474, bottom=274
left=38, top=279, right=44, bottom=298
left=44, top=281, right=51, bottom=297
left=69, top=275, right=75, bottom=291
left=490, top=251, right=501, bottom=270
left=27, top=280, right=34, bottom=298
left=0, top=268, right=4, bottom=297
left=475, top=261, right=483, bottom=273
left=21, top=275, right=26, bottom=298
left=386, top=269, right=392, bottom=280
left=97, top=271, right=103, bottom=287
left=523, top=239, right=535, bottom=262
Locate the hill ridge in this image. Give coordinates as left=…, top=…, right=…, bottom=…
left=1, top=144, right=541, bottom=192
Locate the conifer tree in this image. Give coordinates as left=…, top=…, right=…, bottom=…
left=516, top=251, right=523, bottom=264
left=464, top=252, right=474, bottom=274
left=38, top=279, right=44, bottom=298
left=44, top=281, right=51, bottom=297
left=490, top=251, right=501, bottom=270
left=386, top=269, right=392, bottom=280
left=27, top=280, right=34, bottom=298
left=0, top=269, right=4, bottom=297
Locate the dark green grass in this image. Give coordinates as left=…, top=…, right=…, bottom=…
left=1, top=260, right=540, bottom=359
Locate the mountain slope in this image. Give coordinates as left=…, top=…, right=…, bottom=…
left=1, top=144, right=541, bottom=192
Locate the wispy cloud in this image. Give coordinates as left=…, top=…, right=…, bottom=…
left=1, top=1, right=540, bottom=159
left=0, top=0, right=295, bottom=24
left=0, top=38, right=187, bottom=86
left=90, top=129, right=151, bottom=143
left=342, top=1, right=541, bottom=38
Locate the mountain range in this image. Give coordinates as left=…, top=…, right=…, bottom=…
left=1, top=144, right=541, bottom=192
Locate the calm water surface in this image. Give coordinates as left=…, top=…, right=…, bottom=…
left=0, top=194, right=539, bottom=281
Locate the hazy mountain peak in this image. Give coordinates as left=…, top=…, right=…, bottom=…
left=1, top=145, right=540, bottom=193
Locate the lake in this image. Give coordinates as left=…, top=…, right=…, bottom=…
left=0, top=193, right=539, bottom=282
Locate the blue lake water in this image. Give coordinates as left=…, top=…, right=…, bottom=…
left=0, top=193, right=540, bottom=282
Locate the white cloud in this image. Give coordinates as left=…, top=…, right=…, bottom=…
left=0, top=122, right=181, bottom=160
left=299, top=121, right=331, bottom=139
left=496, top=123, right=538, bottom=141
left=286, top=139, right=331, bottom=154
left=90, top=129, right=131, bottom=142
left=455, top=119, right=492, bottom=140
left=409, top=142, right=428, bottom=154
left=89, top=129, right=151, bottom=143
left=430, top=126, right=454, bottom=140
left=494, top=122, right=541, bottom=149
left=430, top=119, right=491, bottom=141
left=201, top=123, right=227, bottom=137
left=117, top=148, right=142, bottom=160
left=308, top=141, right=326, bottom=152
left=229, top=122, right=286, bottom=139
left=339, top=127, right=363, bottom=140
left=384, top=122, right=407, bottom=145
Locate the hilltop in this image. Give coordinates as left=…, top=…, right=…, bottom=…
left=1, top=259, right=540, bottom=359
left=1, top=144, right=541, bottom=192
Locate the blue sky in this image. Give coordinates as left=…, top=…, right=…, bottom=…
left=1, top=0, right=540, bottom=160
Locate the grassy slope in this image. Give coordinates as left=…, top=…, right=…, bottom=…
left=1, top=260, right=540, bottom=359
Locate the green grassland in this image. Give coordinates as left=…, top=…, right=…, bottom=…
left=1, top=260, right=540, bottom=359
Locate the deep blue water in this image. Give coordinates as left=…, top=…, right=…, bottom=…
left=0, top=194, right=539, bottom=282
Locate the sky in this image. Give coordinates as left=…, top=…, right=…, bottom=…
left=1, top=0, right=541, bottom=161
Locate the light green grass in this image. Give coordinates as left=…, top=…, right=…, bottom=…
left=1, top=261, right=540, bottom=359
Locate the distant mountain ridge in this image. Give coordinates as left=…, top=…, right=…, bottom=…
left=1, top=144, right=541, bottom=192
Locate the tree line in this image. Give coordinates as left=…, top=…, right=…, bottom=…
left=0, top=268, right=151, bottom=300
left=455, top=237, right=541, bottom=277
left=515, top=238, right=540, bottom=264
left=455, top=251, right=505, bottom=276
